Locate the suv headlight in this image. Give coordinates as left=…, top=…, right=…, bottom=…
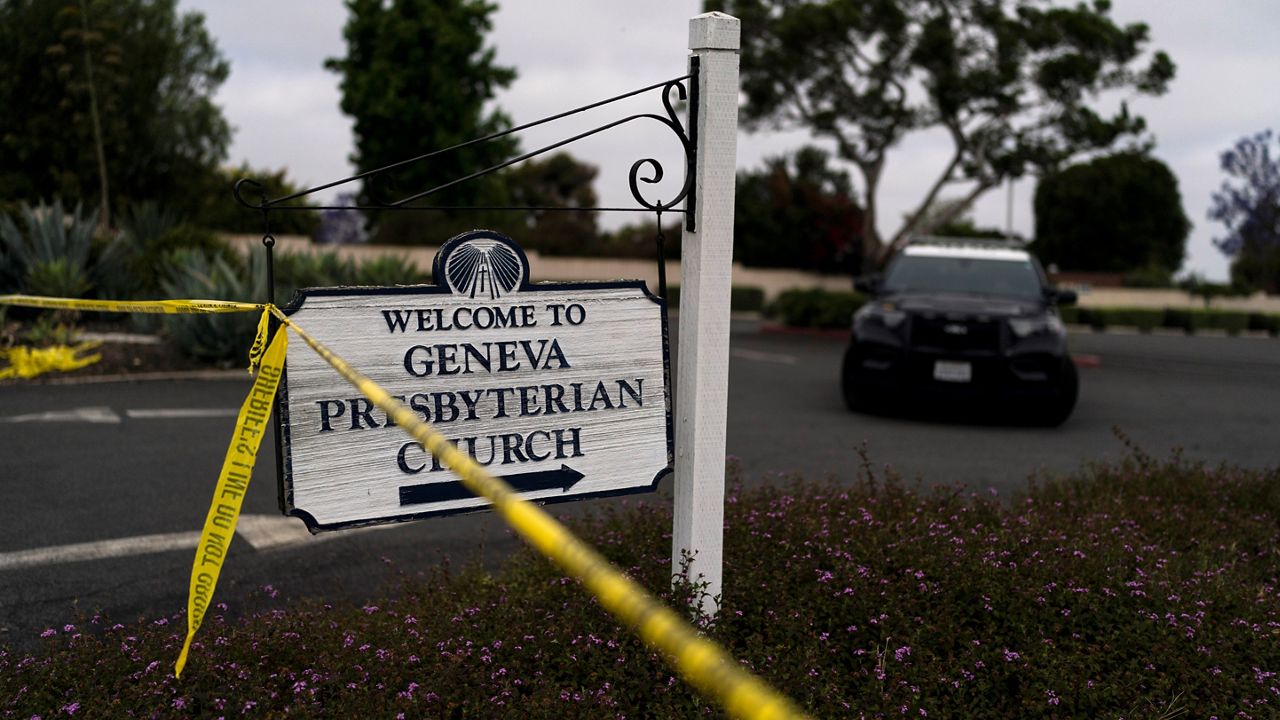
left=854, top=302, right=906, bottom=330
left=1008, top=314, right=1065, bottom=338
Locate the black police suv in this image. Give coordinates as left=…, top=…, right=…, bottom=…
left=841, top=238, right=1079, bottom=425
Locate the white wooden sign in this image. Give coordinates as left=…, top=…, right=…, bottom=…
left=277, top=230, right=672, bottom=531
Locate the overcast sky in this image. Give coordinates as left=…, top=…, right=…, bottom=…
left=182, top=0, right=1280, bottom=281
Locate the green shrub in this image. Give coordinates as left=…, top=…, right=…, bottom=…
left=18, top=313, right=82, bottom=348
left=1091, top=305, right=1272, bottom=336
left=1101, top=307, right=1164, bottom=332
left=1206, top=309, right=1249, bottom=335
left=4, top=451, right=1278, bottom=718
left=23, top=257, right=93, bottom=299
left=659, top=285, right=765, bottom=314
left=766, top=296, right=1280, bottom=338
left=273, top=249, right=357, bottom=293
left=729, top=285, right=765, bottom=313
left=265, top=250, right=354, bottom=306
left=353, top=254, right=428, bottom=287
left=91, top=203, right=239, bottom=304
left=150, top=226, right=234, bottom=296
left=0, top=199, right=98, bottom=298
left=1075, top=307, right=1106, bottom=330
left=1247, top=312, right=1280, bottom=336
left=768, top=287, right=866, bottom=328
left=266, top=250, right=428, bottom=305
left=1161, top=308, right=1203, bottom=334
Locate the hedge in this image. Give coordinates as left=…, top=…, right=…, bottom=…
left=449, top=281, right=1280, bottom=337
left=1060, top=306, right=1275, bottom=336
left=766, top=288, right=868, bottom=328
left=663, top=285, right=766, bottom=314
left=754, top=288, right=1280, bottom=336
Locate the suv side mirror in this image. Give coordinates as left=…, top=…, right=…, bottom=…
left=854, top=274, right=881, bottom=295
left=1049, top=288, right=1077, bottom=306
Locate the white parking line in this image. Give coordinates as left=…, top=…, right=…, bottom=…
left=730, top=348, right=798, bottom=365
left=0, top=406, right=121, bottom=424
left=0, top=515, right=340, bottom=571
left=125, top=408, right=239, bottom=419
left=0, top=530, right=200, bottom=571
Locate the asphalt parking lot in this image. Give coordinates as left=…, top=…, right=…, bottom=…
left=1, top=321, right=1277, bottom=645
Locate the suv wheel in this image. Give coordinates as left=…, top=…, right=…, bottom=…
left=841, top=345, right=875, bottom=412
left=1032, top=359, right=1078, bottom=426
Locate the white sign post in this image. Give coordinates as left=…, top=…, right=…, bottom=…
left=673, top=12, right=740, bottom=615
left=277, top=231, right=672, bottom=530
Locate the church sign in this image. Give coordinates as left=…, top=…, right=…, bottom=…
left=277, top=230, right=672, bottom=531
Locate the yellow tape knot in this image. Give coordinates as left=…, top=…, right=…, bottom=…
left=247, top=305, right=274, bottom=375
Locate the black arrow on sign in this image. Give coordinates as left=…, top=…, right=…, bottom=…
left=399, top=464, right=586, bottom=506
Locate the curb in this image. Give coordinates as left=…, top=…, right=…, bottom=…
left=79, top=331, right=163, bottom=345
left=5, top=368, right=249, bottom=386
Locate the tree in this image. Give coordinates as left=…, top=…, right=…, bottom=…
left=504, top=152, right=600, bottom=256
left=1209, top=130, right=1280, bottom=293
left=904, top=196, right=1014, bottom=239
left=192, top=163, right=321, bottom=238
left=595, top=219, right=683, bottom=261
left=0, top=0, right=231, bottom=223
left=1032, top=152, right=1188, bottom=273
left=325, top=0, right=517, bottom=243
left=706, top=0, right=1175, bottom=267
left=735, top=146, right=864, bottom=273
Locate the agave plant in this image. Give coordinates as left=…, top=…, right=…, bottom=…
left=0, top=199, right=98, bottom=297
left=96, top=201, right=232, bottom=301
left=94, top=200, right=182, bottom=299
left=159, top=248, right=258, bottom=363
left=354, top=253, right=427, bottom=286
left=260, top=249, right=428, bottom=306
left=24, top=257, right=93, bottom=299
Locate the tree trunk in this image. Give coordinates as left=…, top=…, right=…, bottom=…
left=80, top=0, right=110, bottom=232
left=858, top=167, right=884, bottom=273
left=880, top=180, right=998, bottom=262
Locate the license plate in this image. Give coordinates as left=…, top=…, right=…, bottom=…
left=933, top=360, right=972, bottom=383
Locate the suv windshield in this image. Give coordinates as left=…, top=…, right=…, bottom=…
left=882, top=254, right=1044, bottom=299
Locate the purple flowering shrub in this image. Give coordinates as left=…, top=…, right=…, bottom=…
left=3, top=446, right=1278, bottom=718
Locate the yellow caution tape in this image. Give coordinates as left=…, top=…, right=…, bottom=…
left=0, top=294, right=271, bottom=375
left=0, top=294, right=264, bottom=315
left=268, top=307, right=812, bottom=720
left=174, top=326, right=287, bottom=678
left=0, top=342, right=102, bottom=379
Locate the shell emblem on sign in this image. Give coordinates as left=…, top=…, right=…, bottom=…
left=444, top=239, right=524, bottom=300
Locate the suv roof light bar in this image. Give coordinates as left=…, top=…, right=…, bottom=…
left=907, top=235, right=1029, bottom=249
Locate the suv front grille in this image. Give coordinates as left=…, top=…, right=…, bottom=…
left=909, top=315, right=1001, bottom=353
